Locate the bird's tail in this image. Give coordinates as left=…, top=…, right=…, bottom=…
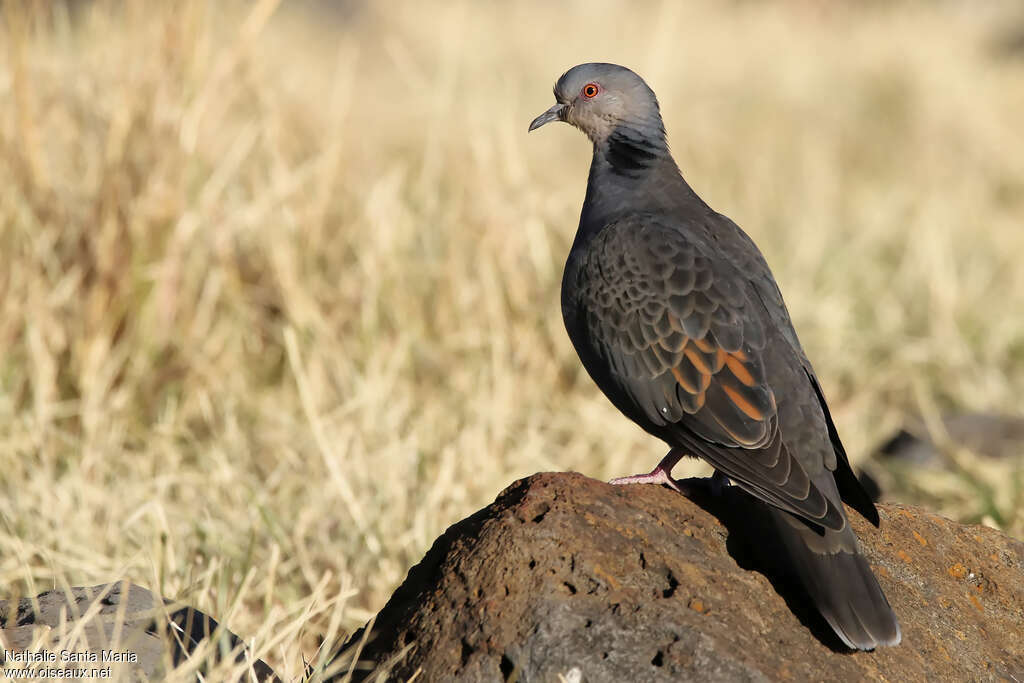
left=770, top=508, right=901, bottom=650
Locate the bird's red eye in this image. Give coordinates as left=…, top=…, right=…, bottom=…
left=582, top=83, right=599, bottom=98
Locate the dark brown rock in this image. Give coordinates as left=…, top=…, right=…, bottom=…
left=0, top=582, right=279, bottom=681
left=332, top=472, right=1024, bottom=682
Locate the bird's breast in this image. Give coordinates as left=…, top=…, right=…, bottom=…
left=560, top=248, right=585, bottom=342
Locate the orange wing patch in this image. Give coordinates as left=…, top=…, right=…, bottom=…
left=667, top=337, right=773, bottom=427
left=692, top=337, right=715, bottom=353
left=683, top=346, right=712, bottom=375
left=724, top=353, right=756, bottom=386
left=671, top=365, right=699, bottom=393
left=721, top=384, right=764, bottom=420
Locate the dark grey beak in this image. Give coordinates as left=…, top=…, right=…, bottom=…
left=528, top=103, right=566, bottom=132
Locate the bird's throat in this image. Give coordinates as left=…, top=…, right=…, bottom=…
left=576, top=131, right=702, bottom=248
left=601, top=124, right=668, bottom=178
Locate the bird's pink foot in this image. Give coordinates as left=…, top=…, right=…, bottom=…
left=609, top=467, right=682, bottom=492
left=608, top=448, right=685, bottom=492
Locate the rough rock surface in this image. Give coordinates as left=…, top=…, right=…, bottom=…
left=0, top=582, right=278, bottom=681
left=334, top=472, right=1023, bottom=682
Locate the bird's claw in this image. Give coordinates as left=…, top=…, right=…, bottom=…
left=608, top=467, right=682, bottom=492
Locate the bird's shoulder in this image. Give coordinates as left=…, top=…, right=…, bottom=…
left=578, top=210, right=774, bottom=284
left=573, top=211, right=760, bottom=330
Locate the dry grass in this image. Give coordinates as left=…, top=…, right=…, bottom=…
left=1, top=0, right=1022, bottom=678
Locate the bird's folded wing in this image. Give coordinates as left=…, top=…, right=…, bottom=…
left=580, top=217, right=845, bottom=530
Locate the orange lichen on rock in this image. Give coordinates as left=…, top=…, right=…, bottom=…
left=688, top=598, right=710, bottom=614
left=592, top=564, right=621, bottom=591
left=948, top=563, right=968, bottom=580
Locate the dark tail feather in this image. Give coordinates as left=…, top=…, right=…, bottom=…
left=770, top=508, right=901, bottom=650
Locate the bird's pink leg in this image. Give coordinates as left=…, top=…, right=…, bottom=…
left=609, top=448, right=684, bottom=492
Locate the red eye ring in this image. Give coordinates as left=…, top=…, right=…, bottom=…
left=582, top=83, right=599, bottom=98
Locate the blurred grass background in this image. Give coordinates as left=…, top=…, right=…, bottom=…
left=1, top=0, right=1023, bottom=677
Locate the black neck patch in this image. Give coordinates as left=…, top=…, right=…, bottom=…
left=604, top=126, right=664, bottom=177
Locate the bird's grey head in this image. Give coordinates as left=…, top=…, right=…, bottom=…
left=528, top=63, right=666, bottom=146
